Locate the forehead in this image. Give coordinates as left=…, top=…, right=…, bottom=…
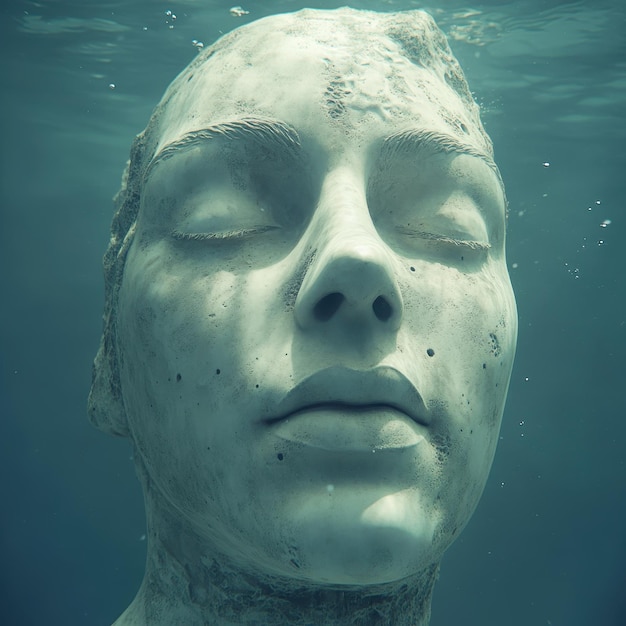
left=150, top=9, right=491, bottom=158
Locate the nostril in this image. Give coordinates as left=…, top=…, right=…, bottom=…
left=372, top=296, right=393, bottom=322
left=314, top=292, right=344, bottom=322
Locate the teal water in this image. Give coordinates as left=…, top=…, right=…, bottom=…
left=1, top=1, right=624, bottom=624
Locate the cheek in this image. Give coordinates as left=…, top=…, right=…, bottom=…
left=116, top=255, right=212, bottom=469
left=427, top=400, right=502, bottom=549
left=401, top=267, right=515, bottom=536
left=116, top=248, right=277, bottom=510
left=402, top=266, right=515, bottom=391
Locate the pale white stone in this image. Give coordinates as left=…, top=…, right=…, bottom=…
left=89, top=7, right=517, bottom=625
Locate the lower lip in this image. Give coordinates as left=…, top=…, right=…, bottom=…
left=271, top=406, right=425, bottom=452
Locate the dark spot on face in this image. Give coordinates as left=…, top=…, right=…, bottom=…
left=216, top=369, right=221, bottom=375
left=410, top=266, right=416, bottom=272
left=489, top=332, right=501, bottom=357
left=460, top=255, right=464, bottom=261
left=277, top=453, right=284, bottom=461
left=431, top=433, right=451, bottom=464
left=427, top=348, right=435, bottom=357
left=482, top=363, right=486, bottom=369
left=255, top=384, right=259, bottom=388
left=176, top=373, right=182, bottom=382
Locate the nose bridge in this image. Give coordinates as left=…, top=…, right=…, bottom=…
left=294, top=166, right=403, bottom=331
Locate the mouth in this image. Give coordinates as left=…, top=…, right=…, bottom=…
left=265, top=366, right=429, bottom=452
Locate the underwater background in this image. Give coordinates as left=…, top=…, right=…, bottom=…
left=1, top=0, right=624, bottom=624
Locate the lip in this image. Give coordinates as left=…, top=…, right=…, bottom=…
left=272, top=406, right=425, bottom=451
left=265, top=366, right=429, bottom=452
left=267, top=365, right=430, bottom=427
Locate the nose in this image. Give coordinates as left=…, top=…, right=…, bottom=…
left=294, top=171, right=403, bottom=333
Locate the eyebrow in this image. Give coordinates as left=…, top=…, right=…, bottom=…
left=382, top=128, right=496, bottom=167
left=382, top=128, right=506, bottom=202
left=144, top=117, right=301, bottom=180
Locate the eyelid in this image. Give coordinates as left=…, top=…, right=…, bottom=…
left=171, top=225, right=279, bottom=241
left=396, top=227, right=491, bottom=251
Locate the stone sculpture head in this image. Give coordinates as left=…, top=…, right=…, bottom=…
left=89, top=8, right=517, bottom=624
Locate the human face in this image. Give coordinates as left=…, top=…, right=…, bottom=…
left=116, top=13, right=517, bottom=585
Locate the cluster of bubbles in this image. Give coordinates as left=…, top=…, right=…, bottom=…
left=539, top=163, right=612, bottom=279
left=588, top=200, right=611, bottom=246
left=188, top=7, right=249, bottom=53
left=165, top=9, right=177, bottom=29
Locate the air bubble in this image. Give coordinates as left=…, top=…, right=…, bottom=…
left=600, top=219, right=611, bottom=228
left=230, top=6, right=250, bottom=17
left=542, top=162, right=550, bottom=168
left=108, top=83, right=115, bottom=90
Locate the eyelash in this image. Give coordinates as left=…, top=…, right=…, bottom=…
left=171, top=225, right=279, bottom=241
left=395, top=227, right=491, bottom=251
left=170, top=225, right=488, bottom=254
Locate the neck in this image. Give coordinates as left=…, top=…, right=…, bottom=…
left=116, top=478, right=438, bottom=625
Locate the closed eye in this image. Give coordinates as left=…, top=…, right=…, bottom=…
left=171, top=225, right=280, bottom=241
left=396, top=227, right=491, bottom=251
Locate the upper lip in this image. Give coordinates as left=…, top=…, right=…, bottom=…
left=266, top=366, right=430, bottom=426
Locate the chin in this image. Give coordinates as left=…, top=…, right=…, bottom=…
left=255, top=487, right=443, bottom=586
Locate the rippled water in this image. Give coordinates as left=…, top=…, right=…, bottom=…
left=1, top=1, right=625, bottom=624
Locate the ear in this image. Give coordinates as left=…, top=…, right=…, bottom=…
left=88, top=336, right=130, bottom=437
